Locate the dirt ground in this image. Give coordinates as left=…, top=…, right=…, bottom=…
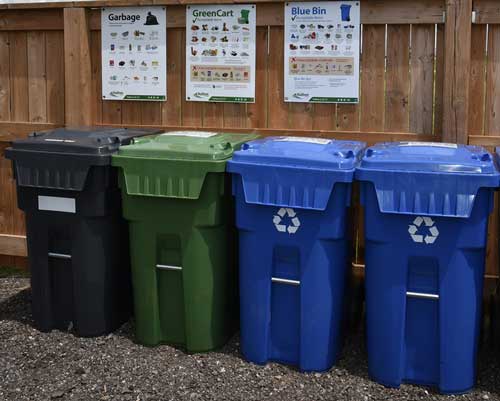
left=1, top=275, right=500, bottom=401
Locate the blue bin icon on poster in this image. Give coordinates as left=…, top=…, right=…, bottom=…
left=356, top=142, right=500, bottom=394
left=227, top=136, right=365, bottom=372
left=340, top=4, right=352, bottom=22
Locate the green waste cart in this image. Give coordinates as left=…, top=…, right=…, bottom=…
left=112, top=131, right=257, bottom=352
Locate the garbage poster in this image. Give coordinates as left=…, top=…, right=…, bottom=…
left=101, top=7, right=167, bottom=101
left=185, top=4, right=256, bottom=103
left=284, top=1, right=360, bottom=103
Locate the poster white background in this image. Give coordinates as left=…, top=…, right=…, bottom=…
left=284, top=1, right=360, bottom=103
left=186, top=4, right=256, bottom=103
left=102, top=6, right=167, bottom=101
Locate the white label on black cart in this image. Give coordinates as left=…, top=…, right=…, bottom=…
left=38, top=196, right=76, bottom=214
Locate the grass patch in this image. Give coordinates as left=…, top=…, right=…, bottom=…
left=0, top=266, right=30, bottom=278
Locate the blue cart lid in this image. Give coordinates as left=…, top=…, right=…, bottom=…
left=227, top=136, right=365, bottom=211
left=359, top=142, right=497, bottom=174
left=230, top=136, right=365, bottom=170
left=356, top=142, right=499, bottom=218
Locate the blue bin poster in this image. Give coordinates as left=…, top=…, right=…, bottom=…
left=284, top=1, right=360, bottom=103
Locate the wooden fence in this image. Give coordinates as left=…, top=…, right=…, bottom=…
left=0, top=0, right=499, bottom=283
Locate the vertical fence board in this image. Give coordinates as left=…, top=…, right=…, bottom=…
left=45, top=31, right=65, bottom=124
left=290, top=103, right=314, bottom=130
left=337, top=104, right=360, bottom=131
left=121, top=101, right=142, bottom=125
left=360, top=25, right=385, bottom=132
left=102, top=101, right=122, bottom=124
left=313, top=104, right=336, bottom=130
left=224, top=103, right=247, bottom=128
left=247, top=26, right=268, bottom=128
left=9, top=32, right=29, bottom=122
left=90, top=30, right=102, bottom=124
left=203, top=103, right=224, bottom=127
left=434, top=24, right=445, bottom=137
left=0, top=144, right=14, bottom=240
left=485, top=25, right=500, bottom=135
left=162, top=28, right=182, bottom=126
left=410, top=25, right=434, bottom=134
left=141, top=102, right=162, bottom=125
left=0, top=33, right=10, bottom=122
left=442, top=0, right=472, bottom=144
left=468, top=25, right=487, bottom=135
left=385, top=25, right=410, bottom=132
left=181, top=29, right=202, bottom=127
left=27, top=31, right=47, bottom=123
left=64, top=8, right=92, bottom=126
left=268, top=26, right=288, bottom=129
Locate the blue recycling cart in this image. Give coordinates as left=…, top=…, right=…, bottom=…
left=227, top=136, right=365, bottom=372
left=356, top=142, right=500, bottom=394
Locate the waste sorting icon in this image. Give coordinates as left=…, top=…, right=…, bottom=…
left=273, top=208, right=301, bottom=234
left=408, top=216, right=439, bottom=244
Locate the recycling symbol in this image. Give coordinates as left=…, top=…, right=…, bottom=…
left=408, top=216, right=439, bottom=245
left=273, top=208, right=301, bottom=234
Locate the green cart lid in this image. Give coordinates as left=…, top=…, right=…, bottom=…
left=112, top=131, right=258, bottom=200
left=116, top=131, right=257, bottom=161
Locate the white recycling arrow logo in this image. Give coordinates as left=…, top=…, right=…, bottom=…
left=273, top=208, right=301, bottom=234
left=408, top=216, right=439, bottom=244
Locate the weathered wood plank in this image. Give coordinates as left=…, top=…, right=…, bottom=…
left=90, top=29, right=103, bottom=124
left=246, top=26, right=267, bottom=128
left=473, top=0, right=500, bottom=24
left=181, top=29, right=202, bottom=126
left=202, top=103, right=224, bottom=128
left=16, top=2, right=445, bottom=26
left=0, top=32, right=10, bottom=122
left=121, top=102, right=142, bottom=125
left=468, top=134, right=500, bottom=146
left=64, top=8, right=92, bottom=125
left=468, top=24, right=487, bottom=136
left=409, top=24, right=434, bottom=134
left=45, top=31, right=65, bottom=124
left=27, top=31, right=47, bottom=123
left=485, top=25, right=500, bottom=135
left=224, top=103, right=247, bottom=128
left=337, top=104, right=360, bottom=132
left=267, top=26, right=288, bottom=129
left=0, top=9, right=63, bottom=31
left=0, top=143, right=14, bottom=244
left=290, top=103, right=314, bottom=130
left=442, top=0, right=472, bottom=143
left=313, top=104, right=336, bottom=130
left=9, top=32, right=29, bottom=122
left=98, top=123, right=435, bottom=145
left=360, top=25, right=385, bottom=132
left=433, top=24, right=445, bottom=137
left=385, top=25, right=410, bottom=132
left=0, top=122, right=60, bottom=143
left=141, top=102, right=163, bottom=125
left=162, top=27, right=182, bottom=126
left=0, top=234, right=26, bottom=257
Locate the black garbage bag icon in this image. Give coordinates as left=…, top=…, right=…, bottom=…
left=145, top=12, right=159, bottom=26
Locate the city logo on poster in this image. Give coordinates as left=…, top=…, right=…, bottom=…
left=273, top=208, right=301, bottom=234
left=408, top=216, right=439, bottom=244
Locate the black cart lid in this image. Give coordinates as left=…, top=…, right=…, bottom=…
left=7, top=127, right=161, bottom=159
left=4, top=127, right=162, bottom=191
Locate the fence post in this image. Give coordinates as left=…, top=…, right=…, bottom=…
left=63, top=8, right=92, bottom=126
left=442, top=0, right=472, bottom=144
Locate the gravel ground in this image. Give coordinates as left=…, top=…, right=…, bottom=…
left=1, top=276, right=500, bottom=401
